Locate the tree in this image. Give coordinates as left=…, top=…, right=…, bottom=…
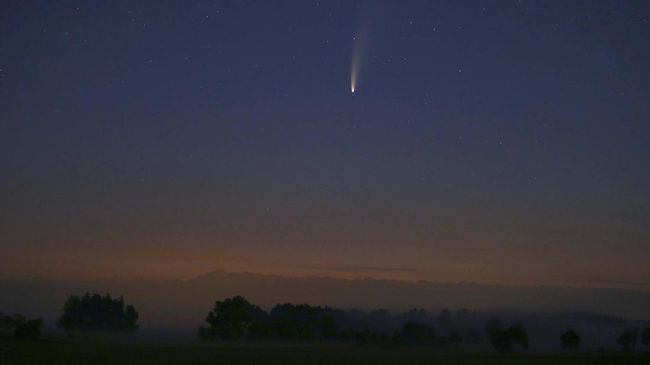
left=448, top=331, right=462, bottom=346
left=368, top=309, right=390, bottom=323
left=270, top=303, right=318, bottom=340
left=485, top=316, right=501, bottom=336
left=268, top=303, right=342, bottom=341
left=340, top=328, right=389, bottom=346
left=401, top=308, right=428, bottom=323
left=642, top=327, right=650, bottom=348
left=506, top=324, right=529, bottom=350
left=399, top=321, right=436, bottom=345
left=617, top=328, right=638, bottom=352
left=488, top=323, right=528, bottom=353
left=14, top=319, right=43, bottom=340
left=319, top=315, right=338, bottom=340
left=367, top=309, right=392, bottom=334
left=57, top=292, right=138, bottom=331
left=465, top=328, right=481, bottom=345
left=0, top=313, right=43, bottom=339
left=199, top=296, right=267, bottom=341
left=437, top=309, right=453, bottom=335
left=0, top=313, right=25, bottom=335
left=561, top=329, right=580, bottom=350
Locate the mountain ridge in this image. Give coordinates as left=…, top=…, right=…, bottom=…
left=1, top=269, right=648, bottom=330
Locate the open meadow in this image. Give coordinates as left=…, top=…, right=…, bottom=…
left=2, top=338, right=650, bottom=365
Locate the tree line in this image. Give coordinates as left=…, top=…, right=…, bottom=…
left=2, top=292, right=649, bottom=353
left=195, top=295, right=650, bottom=353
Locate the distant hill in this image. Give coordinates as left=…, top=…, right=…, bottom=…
left=1, top=270, right=648, bottom=331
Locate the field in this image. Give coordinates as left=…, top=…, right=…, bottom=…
left=2, top=338, right=650, bottom=365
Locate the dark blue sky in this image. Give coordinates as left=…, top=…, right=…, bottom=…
left=1, top=1, right=649, bottom=287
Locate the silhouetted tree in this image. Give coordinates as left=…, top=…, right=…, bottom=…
left=399, top=321, right=436, bottom=345
left=14, top=319, right=43, bottom=340
left=437, top=309, right=453, bottom=335
left=1, top=313, right=15, bottom=334
left=0, top=313, right=43, bottom=339
left=642, top=327, right=650, bottom=348
left=57, top=292, right=138, bottom=331
left=454, top=309, right=471, bottom=326
left=401, top=308, right=428, bottom=323
left=268, top=303, right=343, bottom=341
left=270, top=303, right=317, bottom=340
left=366, top=309, right=393, bottom=334
left=617, top=328, right=638, bottom=352
left=197, top=325, right=212, bottom=339
left=0, top=313, right=24, bottom=335
left=561, top=329, right=580, bottom=350
left=488, top=323, right=528, bottom=353
left=368, top=309, right=390, bottom=322
left=319, top=314, right=338, bottom=340
left=448, top=331, right=462, bottom=346
left=340, top=328, right=390, bottom=345
left=485, top=316, right=501, bottom=336
left=465, top=328, right=481, bottom=345
left=199, top=296, right=267, bottom=340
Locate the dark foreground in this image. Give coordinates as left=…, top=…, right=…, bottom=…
left=1, top=338, right=650, bottom=365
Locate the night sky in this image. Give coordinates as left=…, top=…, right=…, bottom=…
left=1, top=1, right=649, bottom=288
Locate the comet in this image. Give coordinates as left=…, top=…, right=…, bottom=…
left=351, top=8, right=373, bottom=94
left=350, top=34, right=362, bottom=94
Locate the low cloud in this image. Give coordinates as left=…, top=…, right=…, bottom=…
left=298, top=265, right=418, bottom=273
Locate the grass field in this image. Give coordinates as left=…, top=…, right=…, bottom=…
left=2, top=338, right=650, bottom=365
